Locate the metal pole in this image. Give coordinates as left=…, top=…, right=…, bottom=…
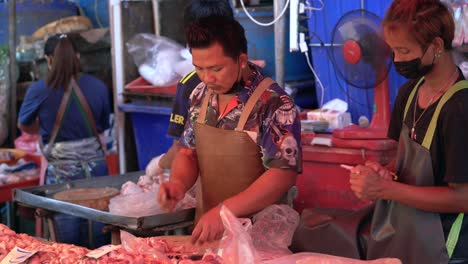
left=9, top=0, right=17, bottom=146
left=274, top=0, right=286, bottom=87
left=109, top=0, right=127, bottom=173
left=151, top=0, right=160, bottom=35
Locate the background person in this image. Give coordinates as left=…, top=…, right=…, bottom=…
left=18, top=33, right=111, bottom=248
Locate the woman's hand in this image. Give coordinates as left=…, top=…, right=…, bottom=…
left=365, top=160, right=395, bottom=181
left=349, top=164, right=391, bottom=202
left=191, top=205, right=224, bottom=245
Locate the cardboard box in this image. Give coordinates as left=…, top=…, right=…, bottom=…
left=306, top=109, right=351, bottom=129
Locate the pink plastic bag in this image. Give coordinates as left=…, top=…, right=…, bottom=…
left=14, top=131, right=39, bottom=153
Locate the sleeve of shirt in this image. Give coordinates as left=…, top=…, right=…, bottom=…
left=97, top=81, right=111, bottom=133
left=178, top=81, right=205, bottom=149
left=260, top=85, right=302, bottom=173
left=18, top=81, right=48, bottom=125
left=440, top=89, right=468, bottom=183
left=167, top=71, right=199, bottom=139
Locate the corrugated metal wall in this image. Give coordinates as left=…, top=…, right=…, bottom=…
left=306, top=0, right=407, bottom=123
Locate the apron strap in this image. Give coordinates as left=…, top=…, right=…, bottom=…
left=414, top=80, right=468, bottom=258
left=236, top=77, right=275, bottom=131
left=447, top=213, right=464, bottom=258
left=403, top=77, right=425, bottom=121
left=70, top=78, right=108, bottom=154
left=197, top=77, right=275, bottom=129
left=197, top=86, right=212, bottom=124
left=45, top=82, right=73, bottom=147
left=422, top=80, right=468, bottom=149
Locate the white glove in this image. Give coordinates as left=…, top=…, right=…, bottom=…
left=145, top=153, right=164, bottom=177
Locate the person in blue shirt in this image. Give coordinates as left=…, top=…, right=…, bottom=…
left=19, top=34, right=110, bottom=147
left=18, top=33, right=111, bottom=248
left=145, top=0, right=234, bottom=176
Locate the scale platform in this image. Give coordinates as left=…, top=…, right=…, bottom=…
left=13, top=171, right=194, bottom=232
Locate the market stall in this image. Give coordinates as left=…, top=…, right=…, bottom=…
left=0, top=206, right=402, bottom=264
left=0, top=149, right=44, bottom=231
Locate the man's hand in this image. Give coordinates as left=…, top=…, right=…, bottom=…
left=191, top=205, right=224, bottom=245
left=157, top=180, right=186, bottom=212
left=146, top=154, right=164, bottom=178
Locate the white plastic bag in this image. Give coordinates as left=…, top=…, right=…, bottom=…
left=251, top=205, right=300, bottom=260
left=126, top=33, right=191, bottom=86
left=109, top=191, right=165, bottom=217
left=218, top=205, right=259, bottom=264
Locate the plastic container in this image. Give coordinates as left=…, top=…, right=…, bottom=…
left=294, top=134, right=397, bottom=213
left=0, top=0, right=79, bottom=45
left=235, top=8, right=313, bottom=82
left=125, top=76, right=177, bottom=95
left=0, top=153, right=42, bottom=203
left=119, top=103, right=173, bottom=170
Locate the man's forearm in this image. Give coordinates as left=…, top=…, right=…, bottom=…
left=159, top=140, right=180, bottom=170
left=170, top=147, right=199, bottom=193
left=223, top=168, right=297, bottom=217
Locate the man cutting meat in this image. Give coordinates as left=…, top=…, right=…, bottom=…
left=157, top=16, right=302, bottom=244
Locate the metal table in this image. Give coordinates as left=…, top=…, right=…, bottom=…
left=13, top=171, right=194, bottom=244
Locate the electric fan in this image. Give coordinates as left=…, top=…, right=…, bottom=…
left=329, top=9, right=392, bottom=139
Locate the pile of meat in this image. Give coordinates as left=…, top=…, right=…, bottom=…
left=0, top=224, right=221, bottom=264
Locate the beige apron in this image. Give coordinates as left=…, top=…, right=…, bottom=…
left=194, top=78, right=275, bottom=222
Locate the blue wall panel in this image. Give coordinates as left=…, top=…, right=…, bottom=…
left=235, top=9, right=314, bottom=82
left=306, top=0, right=407, bottom=123
left=0, top=0, right=78, bottom=45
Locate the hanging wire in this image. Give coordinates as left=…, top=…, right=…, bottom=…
left=239, top=0, right=290, bottom=27
left=94, top=0, right=104, bottom=28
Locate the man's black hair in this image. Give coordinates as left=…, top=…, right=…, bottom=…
left=185, top=16, right=247, bottom=60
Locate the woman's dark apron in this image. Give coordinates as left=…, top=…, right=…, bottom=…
left=193, top=78, right=274, bottom=222
left=40, top=78, right=109, bottom=248
left=292, top=79, right=467, bottom=263
left=42, top=78, right=108, bottom=184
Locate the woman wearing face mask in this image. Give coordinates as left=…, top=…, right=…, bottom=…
left=347, top=0, right=468, bottom=263
left=291, top=0, right=467, bottom=262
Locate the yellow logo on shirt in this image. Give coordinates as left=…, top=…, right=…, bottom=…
left=180, top=71, right=196, bottom=84
left=170, top=114, right=184, bottom=125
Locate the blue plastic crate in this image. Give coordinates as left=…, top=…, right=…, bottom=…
left=119, top=103, right=173, bottom=170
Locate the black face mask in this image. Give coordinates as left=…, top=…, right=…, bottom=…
left=393, top=46, right=435, bottom=79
